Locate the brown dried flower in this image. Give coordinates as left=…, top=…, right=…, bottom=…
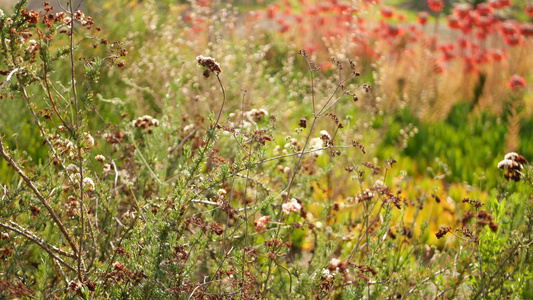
left=196, top=55, right=222, bottom=75
left=436, top=226, right=451, bottom=239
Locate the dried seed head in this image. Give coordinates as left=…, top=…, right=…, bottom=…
left=436, top=226, right=451, bottom=239
left=281, top=198, right=302, bottom=214
left=253, top=216, right=270, bottom=233
left=66, top=164, right=79, bottom=174
left=497, top=159, right=520, bottom=170
left=196, top=55, right=222, bottom=75
left=84, top=133, right=95, bottom=149
left=83, top=177, right=95, bottom=191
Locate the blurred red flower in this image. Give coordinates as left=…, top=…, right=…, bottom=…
left=520, top=23, right=533, bottom=37
left=428, top=0, right=444, bottom=12
left=417, top=11, right=429, bottom=25
left=476, top=3, right=492, bottom=16
left=447, top=15, right=461, bottom=29
left=454, top=4, right=472, bottom=18
left=490, top=49, right=505, bottom=61
left=527, top=3, right=533, bottom=17
left=508, top=74, right=526, bottom=89
left=380, top=6, right=394, bottom=18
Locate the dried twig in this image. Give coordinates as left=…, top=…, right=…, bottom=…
left=0, top=221, right=76, bottom=272
left=0, top=137, right=79, bottom=256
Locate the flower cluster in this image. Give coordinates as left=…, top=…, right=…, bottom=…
left=355, top=189, right=374, bottom=202
left=253, top=216, right=270, bottom=233
left=84, top=133, right=95, bottom=150
left=52, top=137, right=74, bottom=156
left=281, top=198, right=302, bottom=215
left=196, top=55, right=222, bottom=76
left=508, top=74, right=526, bottom=89
left=64, top=195, right=79, bottom=218
left=476, top=210, right=499, bottom=232
left=245, top=108, right=269, bottom=122
left=328, top=258, right=347, bottom=275
left=498, top=152, right=529, bottom=182
left=133, top=115, right=160, bottom=133
left=428, top=0, right=444, bottom=12
left=435, top=226, right=451, bottom=239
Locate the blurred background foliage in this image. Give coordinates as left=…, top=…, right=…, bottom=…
left=0, top=0, right=531, bottom=190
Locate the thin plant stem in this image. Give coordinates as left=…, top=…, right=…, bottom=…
left=0, top=137, right=79, bottom=256
left=241, top=150, right=252, bottom=285
left=180, top=72, right=226, bottom=196
left=64, top=0, right=86, bottom=282
left=477, top=239, right=486, bottom=300
left=0, top=222, right=76, bottom=272
left=201, top=246, right=234, bottom=295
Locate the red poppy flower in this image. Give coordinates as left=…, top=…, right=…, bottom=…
left=454, top=4, right=472, bottom=18
left=386, top=24, right=403, bottom=37
left=527, top=3, right=533, bottom=18
left=490, top=49, right=505, bottom=61
left=460, top=19, right=473, bottom=34
left=508, top=74, right=526, bottom=89
left=433, top=59, right=445, bottom=74
left=380, top=6, right=394, bottom=18
left=267, top=5, right=279, bottom=19
left=428, top=0, right=444, bottom=12
left=197, top=0, right=211, bottom=7
left=417, top=11, right=430, bottom=25
left=463, top=57, right=478, bottom=74
left=497, top=0, right=512, bottom=8
left=457, top=37, right=469, bottom=49
left=503, top=35, right=521, bottom=46
left=520, top=23, right=533, bottom=37
left=447, top=15, right=461, bottom=29
left=476, top=3, right=492, bottom=16
left=475, top=29, right=487, bottom=40
left=501, top=20, right=518, bottom=36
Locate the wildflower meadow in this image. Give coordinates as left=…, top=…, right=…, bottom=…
left=0, top=0, right=532, bottom=299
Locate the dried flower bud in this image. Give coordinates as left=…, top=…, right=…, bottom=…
left=436, top=226, right=451, bottom=239
left=66, top=164, right=79, bottom=174
left=83, top=177, right=95, bottom=191
left=84, top=133, right=94, bottom=149
left=254, top=216, right=270, bottom=233
left=196, top=55, right=222, bottom=75
left=282, top=198, right=302, bottom=214
left=299, top=118, right=307, bottom=128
